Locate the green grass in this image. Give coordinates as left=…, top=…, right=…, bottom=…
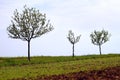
left=0, top=54, right=119, bottom=67
left=0, top=54, right=120, bottom=80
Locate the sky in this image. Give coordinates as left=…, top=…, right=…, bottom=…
left=0, top=0, right=120, bottom=57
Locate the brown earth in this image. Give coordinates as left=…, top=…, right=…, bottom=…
left=13, top=66, right=120, bottom=80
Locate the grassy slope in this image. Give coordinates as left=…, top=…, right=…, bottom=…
left=0, top=54, right=120, bottom=80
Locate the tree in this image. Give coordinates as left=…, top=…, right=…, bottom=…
left=7, top=6, right=54, bottom=61
left=90, top=29, right=111, bottom=55
left=67, top=30, right=81, bottom=57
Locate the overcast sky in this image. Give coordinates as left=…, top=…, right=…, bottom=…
left=0, top=0, right=120, bottom=57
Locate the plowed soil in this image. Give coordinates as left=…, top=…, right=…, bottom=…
left=13, top=66, right=120, bottom=80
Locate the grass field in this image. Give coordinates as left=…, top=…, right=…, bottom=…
left=0, top=54, right=120, bottom=80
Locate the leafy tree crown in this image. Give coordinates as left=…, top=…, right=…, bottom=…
left=67, top=30, right=81, bottom=44
left=7, top=6, right=53, bottom=41
left=90, top=29, right=110, bottom=45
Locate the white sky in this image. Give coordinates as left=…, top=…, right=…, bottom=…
left=0, top=0, right=120, bottom=57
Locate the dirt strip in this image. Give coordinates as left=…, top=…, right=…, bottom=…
left=13, top=66, right=120, bottom=80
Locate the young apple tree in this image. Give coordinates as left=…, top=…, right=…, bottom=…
left=67, top=30, right=81, bottom=57
left=7, top=6, right=54, bottom=61
left=90, top=29, right=111, bottom=55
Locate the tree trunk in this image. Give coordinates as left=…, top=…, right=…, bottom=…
left=28, top=40, right=31, bottom=61
left=72, top=44, right=75, bottom=57
left=99, top=44, right=102, bottom=55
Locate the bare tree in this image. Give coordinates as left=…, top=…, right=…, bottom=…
left=90, top=29, right=111, bottom=55
left=7, top=6, right=54, bottom=61
left=67, top=30, right=81, bottom=57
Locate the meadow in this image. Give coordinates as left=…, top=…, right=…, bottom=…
left=0, top=54, right=120, bottom=80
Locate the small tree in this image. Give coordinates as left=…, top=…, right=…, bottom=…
left=67, top=30, right=81, bottom=57
left=7, top=6, right=54, bottom=61
left=90, top=29, right=111, bottom=55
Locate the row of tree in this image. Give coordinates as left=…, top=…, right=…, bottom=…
left=67, top=30, right=110, bottom=57
left=7, top=6, right=110, bottom=61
